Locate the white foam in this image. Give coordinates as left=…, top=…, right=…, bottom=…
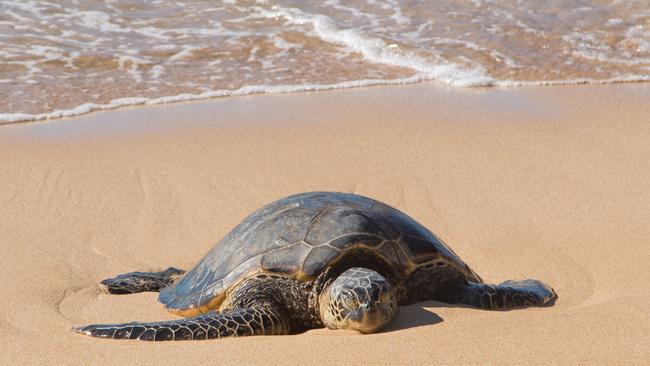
left=385, top=0, right=411, bottom=25
left=150, top=65, right=165, bottom=79
left=492, top=74, right=650, bottom=87
left=430, top=37, right=521, bottom=68
left=0, top=76, right=428, bottom=125
left=249, top=5, right=495, bottom=86
left=271, top=35, right=302, bottom=51
left=4, top=73, right=650, bottom=126
left=607, top=18, right=623, bottom=25
left=168, top=46, right=201, bottom=62
left=563, top=31, right=650, bottom=66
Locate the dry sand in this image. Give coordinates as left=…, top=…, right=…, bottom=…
left=1, top=83, right=649, bottom=365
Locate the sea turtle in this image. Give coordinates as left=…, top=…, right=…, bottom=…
left=75, top=191, right=556, bottom=341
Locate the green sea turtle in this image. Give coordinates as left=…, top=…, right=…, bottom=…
left=75, top=191, right=556, bottom=341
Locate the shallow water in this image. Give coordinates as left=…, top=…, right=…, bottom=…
left=1, top=0, right=649, bottom=123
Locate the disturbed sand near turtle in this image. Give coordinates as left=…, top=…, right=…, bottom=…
left=1, top=83, right=649, bottom=365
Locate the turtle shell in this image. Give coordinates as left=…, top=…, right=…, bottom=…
left=159, top=192, right=480, bottom=315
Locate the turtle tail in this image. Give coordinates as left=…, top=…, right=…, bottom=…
left=74, top=306, right=290, bottom=341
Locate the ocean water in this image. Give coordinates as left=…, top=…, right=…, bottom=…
left=1, top=0, right=649, bottom=124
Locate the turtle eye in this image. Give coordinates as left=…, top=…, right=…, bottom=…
left=342, top=292, right=359, bottom=310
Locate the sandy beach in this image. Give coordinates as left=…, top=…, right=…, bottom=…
left=1, top=82, right=649, bottom=365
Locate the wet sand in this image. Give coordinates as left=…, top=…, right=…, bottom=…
left=1, top=82, right=649, bottom=365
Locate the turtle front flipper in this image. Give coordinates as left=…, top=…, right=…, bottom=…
left=74, top=306, right=290, bottom=341
left=100, top=267, right=185, bottom=294
left=460, top=279, right=557, bottom=309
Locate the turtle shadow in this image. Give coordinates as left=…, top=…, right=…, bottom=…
left=382, top=303, right=444, bottom=333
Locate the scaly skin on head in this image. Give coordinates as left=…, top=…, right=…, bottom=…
left=319, top=267, right=398, bottom=333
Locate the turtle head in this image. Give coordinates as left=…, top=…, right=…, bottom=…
left=319, top=267, right=397, bottom=333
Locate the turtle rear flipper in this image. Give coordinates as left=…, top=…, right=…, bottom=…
left=100, top=267, right=185, bottom=294
left=460, top=279, right=557, bottom=309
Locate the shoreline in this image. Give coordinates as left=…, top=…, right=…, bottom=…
left=3, top=81, right=648, bottom=136
left=2, top=77, right=650, bottom=126
left=2, top=82, right=649, bottom=365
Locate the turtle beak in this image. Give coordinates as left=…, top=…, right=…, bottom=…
left=346, top=310, right=362, bottom=323
left=345, top=303, right=396, bottom=334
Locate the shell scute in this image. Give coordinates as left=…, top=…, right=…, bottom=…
left=255, top=207, right=316, bottom=245
left=301, top=245, right=340, bottom=278
left=261, top=242, right=312, bottom=274
left=328, top=233, right=384, bottom=250
left=402, top=234, right=439, bottom=263
left=305, top=208, right=369, bottom=244
left=378, top=240, right=412, bottom=267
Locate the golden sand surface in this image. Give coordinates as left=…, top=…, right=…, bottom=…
left=1, top=83, right=649, bottom=365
